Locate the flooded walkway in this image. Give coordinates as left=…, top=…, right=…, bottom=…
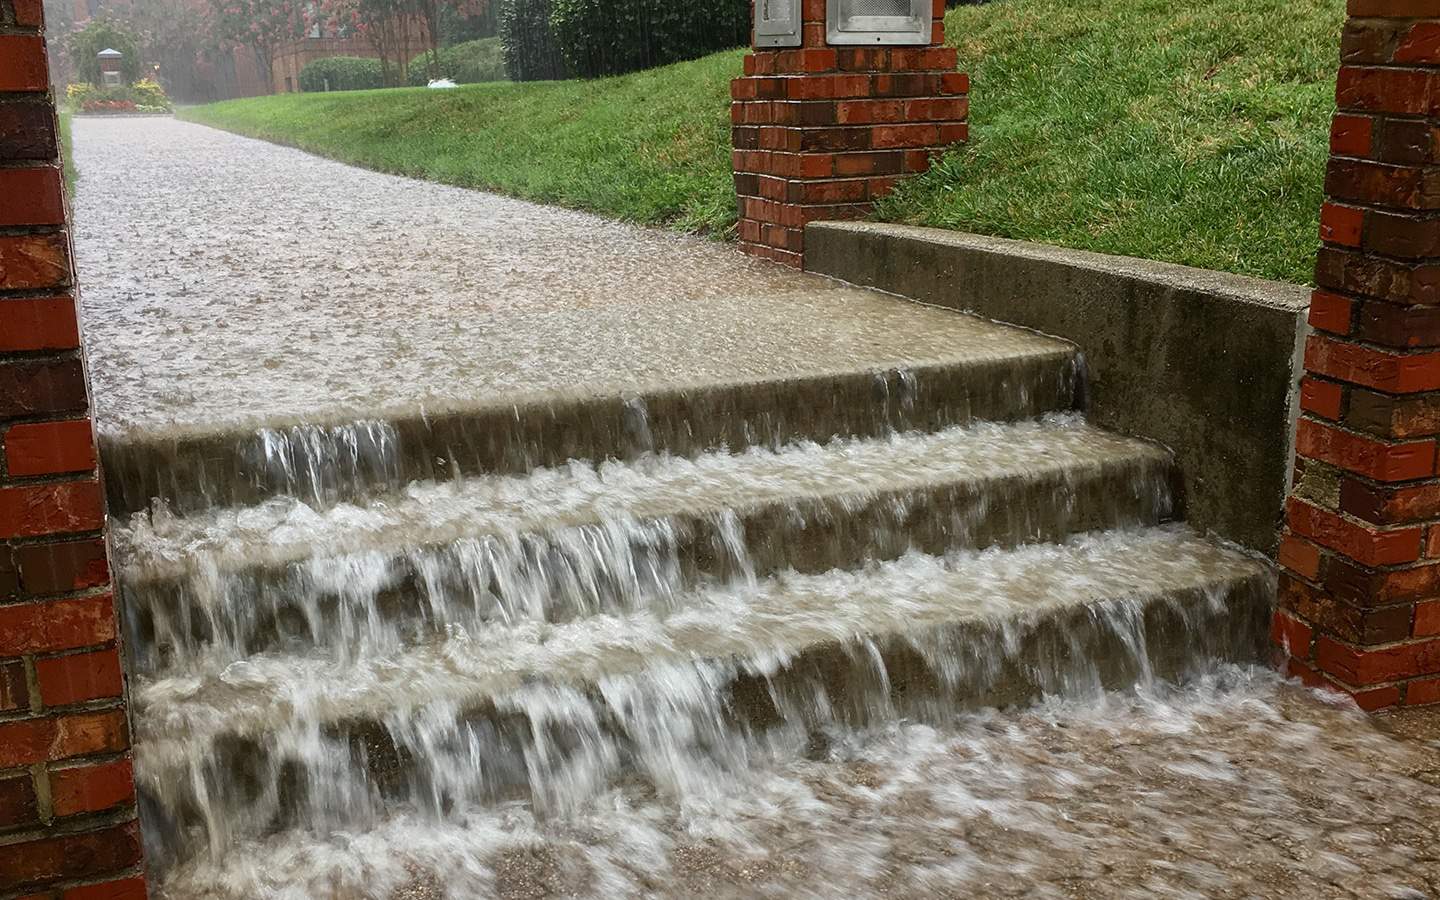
left=70, top=117, right=1440, bottom=900
left=70, top=117, right=1042, bottom=440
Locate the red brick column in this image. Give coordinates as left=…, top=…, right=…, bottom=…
left=0, top=0, right=147, bottom=896
left=730, top=0, right=967, bottom=267
left=1277, top=0, right=1440, bottom=711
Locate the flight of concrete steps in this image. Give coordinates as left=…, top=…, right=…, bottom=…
left=105, top=311, right=1272, bottom=882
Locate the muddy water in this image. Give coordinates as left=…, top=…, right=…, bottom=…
left=152, top=669, right=1440, bottom=900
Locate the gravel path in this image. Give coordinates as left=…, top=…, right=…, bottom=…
left=70, top=117, right=1056, bottom=441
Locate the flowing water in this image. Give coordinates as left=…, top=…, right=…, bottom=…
left=72, top=118, right=1440, bottom=899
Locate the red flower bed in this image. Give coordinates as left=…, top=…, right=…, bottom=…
left=81, top=98, right=138, bottom=112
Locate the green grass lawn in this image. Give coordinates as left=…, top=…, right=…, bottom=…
left=183, top=0, right=1344, bottom=283
left=60, top=111, right=75, bottom=194
left=184, top=50, right=742, bottom=235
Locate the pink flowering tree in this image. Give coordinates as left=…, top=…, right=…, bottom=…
left=211, top=0, right=305, bottom=93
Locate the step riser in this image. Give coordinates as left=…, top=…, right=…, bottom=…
left=133, top=573, right=1272, bottom=864
left=122, top=458, right=1174, bottom=676
left=103, top=356, right=1078, bottom=517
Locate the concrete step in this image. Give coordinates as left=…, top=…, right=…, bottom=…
left=116, top=417, right=1175, bottom=676
left=100, top=338, right=1078, bottom=518
left=131, top=527, right=1272, bottom=860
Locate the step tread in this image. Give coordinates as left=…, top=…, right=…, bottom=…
left=116, top=415, right=1170, bottom=583
left=133, top=526, right=1267, bottom=766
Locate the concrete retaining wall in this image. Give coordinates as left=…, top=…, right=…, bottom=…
left=805, top=221, right=1311, bottom=554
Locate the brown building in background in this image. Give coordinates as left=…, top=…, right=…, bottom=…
left=65, top=0, right=431, bottom=99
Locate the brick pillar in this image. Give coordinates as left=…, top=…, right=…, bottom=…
left=0, top=1, right=148, bottom=896
left=1277, top=0, right=1440, bottom=711
left=730, top=0, right=967, bottom=267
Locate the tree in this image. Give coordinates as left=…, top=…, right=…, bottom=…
left=110, top=0, right=221, bottom=102
left=67, top=18, right=143, bottom=85
left=317, top=0, right=421, bottom=86
left=210, top=0, right=305, bottom=93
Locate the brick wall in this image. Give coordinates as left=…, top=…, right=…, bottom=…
left=1277, top=0, right=1440, bottom=711
left=731, top=0, right=967, bottom=267
left=0, top=0, right=147, bottom=896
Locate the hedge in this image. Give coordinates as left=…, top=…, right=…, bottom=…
left=498, top=0, right=570, bottom=82
left=548, top=0, right=748, bottom=79
left=298, top=56, right=386, bottom=92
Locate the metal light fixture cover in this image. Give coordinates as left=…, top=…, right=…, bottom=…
left=755, top=0, right=802, bottom=48
left=826, top=0, right=931, bottom=45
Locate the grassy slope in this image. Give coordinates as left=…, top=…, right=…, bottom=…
left=183, top=0, right=1344, bottom=282
left=60, top=111, right=75, bottom=195
left=879, top=0, right=1345, bottom=283
left=183, top=50, right=742, bottom=235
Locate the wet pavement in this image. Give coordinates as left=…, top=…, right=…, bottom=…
left=70, top=117, right=1058, bottom=442
left=70, top=116, right=1440, bottom=900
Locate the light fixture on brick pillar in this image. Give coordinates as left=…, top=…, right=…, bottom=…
left=731, top=0, right=967, bottom=267
left=1276, top=0, right=1440, bottom=711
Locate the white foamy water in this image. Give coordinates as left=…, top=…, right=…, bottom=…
left=131, top=526, right=1270, bottom=866
left=116, top=416, right=1173, bottom=676
left=117, top=416, right=1160, bottom=579
left=152, top=668, right=1440, bottom=900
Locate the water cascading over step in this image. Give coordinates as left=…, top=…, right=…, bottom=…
left=105, top=330, right=1273, bottom=896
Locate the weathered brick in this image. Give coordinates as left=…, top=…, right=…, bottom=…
left=0, top=659, right=29, bottom=712
left=0, top=102, right=58, bottom=160
left=1305, top=333, right=1440, bottom=393
left=0, top=774, right=37, bottom=829
left=1407, top=676, right=1440, bottom=705
left=0, top=481, right=105, bottom=540
left=1288, top=497, right=1424, bottom=566
left=4, top=420, right=96, bottom=478
left=1397, top=21, right=1440, bottom=64
left=62, top=877, right=148, bottom=900
left=1279, top=573, right=1414, bottom=644
left=0, top=234, right=70, bottom=292
left=1300, top=377, right=1345, bottom=419
left=1348, top=387, right=1440, bottom=436
left=1342, top=476, right=1440, bottom=524
left=1279, top=533, right=1325, bottom=579
left=0, top=168, right=64, bottom=228
left=1316, top=634, right=1440, bottom=685
left=1326, top=556, right=1440, bottom=605
left=1272, top=608, right=1316, bottom=657
left=1376, top=118, right=1440, bottom=165
left=1355, top=296, right=1440, bottom=346
left=50, top=760, right=134, bottom=818
left=0, top=36, right=48, bottom=92
left=1315, top=245, right=1440, bottom=306
left=1320, top=202, right=1365, bottom=247
left=1328, top=158, right=1440, bottom=209
left=0, top=822, right=141, bottom=893
left=13, top=539, right=109, bottom=596
left=1295, top=417, right=1436, bottom=481
left=0, top=359, right=89, bottom=419
left=1311, top=291, right=1355, bottom=335
left=1331, top=114, right=1375, bottom=158
left=0, top=594, right=116, bottom=657
left=1363, top=209, right=1440, bottom=258
left=0, top=297, right=80, bottom=353
left=36, top=649, right=123, bottom=708
left=1417, top=599, right=1440, bottom=636
left=1348, top=0, right=1440, bottom=16
left=1337, top=66, right=1440, bottom=117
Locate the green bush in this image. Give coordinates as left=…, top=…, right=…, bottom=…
left=298, top=57, right=386, bottom=93
left=407, top=38, right=508, bottom=86
left=549, top=0, right=747, bottom=79
left=67, top=19, right=142, bottom=86
left=498, top=0, right=570, bottom=82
